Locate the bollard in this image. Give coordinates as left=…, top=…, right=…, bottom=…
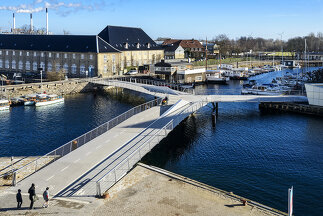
left=12, top=172, right=17, bottom=186
left=96, top=182, right=101, bottom=197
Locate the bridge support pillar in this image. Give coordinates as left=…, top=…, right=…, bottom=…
left=212, top=102, right=219, bottom=116
left=212, top=112, right=216, bottom=127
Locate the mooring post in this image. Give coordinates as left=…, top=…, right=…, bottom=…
left=212, top=112, right=216, bottom=127
left=216, top=102, right=219, bottom=117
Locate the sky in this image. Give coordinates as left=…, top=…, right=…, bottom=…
left=0, top=0, right=322, bottom=40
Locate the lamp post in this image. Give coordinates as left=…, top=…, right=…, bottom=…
left=38, top=68, right=43, bottom=93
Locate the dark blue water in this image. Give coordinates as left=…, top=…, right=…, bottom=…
left=1, top=68, right=322, bottom=215
left=142, top=67, right=323, bottom=216
left=0, top=92, right=136, bottom=156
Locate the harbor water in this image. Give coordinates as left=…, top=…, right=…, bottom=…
left=0, top=68, right=322, bottom=215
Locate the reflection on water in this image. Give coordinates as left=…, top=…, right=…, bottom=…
left=142, top=68, right=323, bottom=216
left=0, top=92, right=139, bottom=157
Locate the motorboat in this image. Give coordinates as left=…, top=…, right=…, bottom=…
left=35, top=94, right=64, bottom=107
left=24, top=94, right=38, bottom=106
left=0, top=99, right=10, bottom=111
left=241, top=84, right=283, bottom=96
left=206, top=70, right=230, bottom=84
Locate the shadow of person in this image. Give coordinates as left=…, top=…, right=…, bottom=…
left=224, top=204, right=244, bottom=208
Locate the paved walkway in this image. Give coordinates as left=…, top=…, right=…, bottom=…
left=0, top=99, right=191, bottom=207
left=0, top=164, right=286, bottom=216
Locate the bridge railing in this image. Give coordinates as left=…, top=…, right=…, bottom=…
left=105, top=77, right=195, bottom=94
left=95, top=100, right=207, bottom=196
left=194, top=88, right=306, bottom=96
left=9, top=98, right=162, bottom=185
left=96, top=120, right=174, bottom=196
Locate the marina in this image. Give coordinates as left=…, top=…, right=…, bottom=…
left=0, top=1, right=322, bottom=214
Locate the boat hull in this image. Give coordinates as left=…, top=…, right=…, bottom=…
left=24, top=101, right=35, bottom=106
left=35, top=98, right=64, bottom=107
left=0, top=106, right=10, bottom=111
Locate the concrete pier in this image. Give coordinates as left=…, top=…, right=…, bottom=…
left=0, top=163, right=287, bottom=216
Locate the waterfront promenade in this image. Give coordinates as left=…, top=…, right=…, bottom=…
left=0, top=98, right=192, bottom=204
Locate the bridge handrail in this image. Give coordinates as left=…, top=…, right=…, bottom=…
left=106, top=77, right=194, bottom=94
left=8, top=97, right=162, bottom=182
left=95, top=100, right=208, bottom=196
left=95, top=119, right=174, bottom=196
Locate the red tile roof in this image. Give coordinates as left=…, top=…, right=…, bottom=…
left=163, top=39, right=204, bottom=49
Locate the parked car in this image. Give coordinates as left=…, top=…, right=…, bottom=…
left=126, top=70, right=138, bottom=75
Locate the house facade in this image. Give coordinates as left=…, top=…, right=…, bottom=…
left=163, top=39, right=205, bottom=60
left=0, top=25, right=164, bottom=78
left=162, top=41, right=185, bottom=60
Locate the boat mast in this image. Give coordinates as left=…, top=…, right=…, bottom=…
left=205, top=37, right=208, bottom=71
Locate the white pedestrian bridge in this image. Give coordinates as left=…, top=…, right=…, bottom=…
left=1, top=77, right=308, bottom=204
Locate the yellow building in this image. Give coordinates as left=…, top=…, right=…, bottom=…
left=0, top=25, right=164, bottom=78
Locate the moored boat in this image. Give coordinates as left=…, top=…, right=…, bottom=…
left=241, top=84, right=283, bottom=96
left=0, top=99, right=10, bottom=111
left=35, top=94, right=64, bottom=107
left=206, top=70, right=230, bottom=84
left=24, top=94, right=38, bottom=106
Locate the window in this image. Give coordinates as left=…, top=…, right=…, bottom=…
left=195, top=76, right=202, bottom=81
left=5, top=60, right=9, bottom=68
left=81, top=54, right=84, bottom=59
left=41, top=52, right=44, bottom=57
left=147, top=43, right=151, bottom=49
left=55, top=63, right=60, bottom=71
left=104, top=65, right=107, bottom=73
left=80, top=64, right=85, bottom=75
left=71, top=64, right=77, bottom=74
left=40, top=62, right=45, bottom=70
left=73, top=53, right=76, bottom=59
left=34, top=52, right=37, bottom=57
left=19, top=61, right=23, bottom=70
left=25, top=61, right=30, bottom=70
left=63, top=63, right=68, bottom=72
left=124, top=42, right=129, bottom=49
left=112, top=55, right=115, bottom=62
left=33, top=62, right=37, bottom=71
left=56, top=53, right=59, bottom=58
left=0, top=59, right=2, bottom=68
left=0, top=51, right=2, bottom=55
left=104, top=55, right=107, bottom=62
left=19, top=51, right=22, bottom=56
left=89, top=54, right=93, bottom=60
left=6, top=51, right=8, bottom=55
left=64, top=53, right=67, bottom=58
left=136, top=43, right=140, bottom=49
left=12, top=60, right=16, bottom=69
left=47, top=62, right=52, bottom=71
left=48, top=52, right=51, bottom=58
left=26, top=52, right=29, bottom=57
left=12, top=51, right=15, bottom=56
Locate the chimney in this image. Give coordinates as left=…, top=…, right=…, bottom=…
left=46, top=8, right=48, bottom=35
left=13, top=13, right=15, bottom=33
left=30, top=13, right=33, bottom=32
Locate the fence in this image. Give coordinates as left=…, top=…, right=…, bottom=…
left=95, top=100, right=208, bottom=196
left=105, top=77, right=195, bottom=94
left=8, top=98, right=162, bottom=185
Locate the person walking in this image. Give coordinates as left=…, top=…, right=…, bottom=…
left=28, top=183, right=36, bottom=209
left=42, top=187, right=49, bottom=208
left=16, top=189, right=22, bottom=209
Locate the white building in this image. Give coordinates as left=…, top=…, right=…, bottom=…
left=305, top=83, right=323, bottom=106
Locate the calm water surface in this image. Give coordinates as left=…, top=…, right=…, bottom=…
left=0, top=68, right=322, bottom=215
left=0, top=92, right=137, bottom=156
left=143, top=67, right=323, bottom=216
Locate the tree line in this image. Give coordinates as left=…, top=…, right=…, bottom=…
left=210, top=33, right=323, bottom=56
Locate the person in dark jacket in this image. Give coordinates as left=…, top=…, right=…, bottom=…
left=28, top=183, right=36, bottom=209
left=16, top=189, right=22, bottom=209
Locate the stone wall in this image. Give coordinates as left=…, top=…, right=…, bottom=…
left=1, top=80, right=95, bottom=98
